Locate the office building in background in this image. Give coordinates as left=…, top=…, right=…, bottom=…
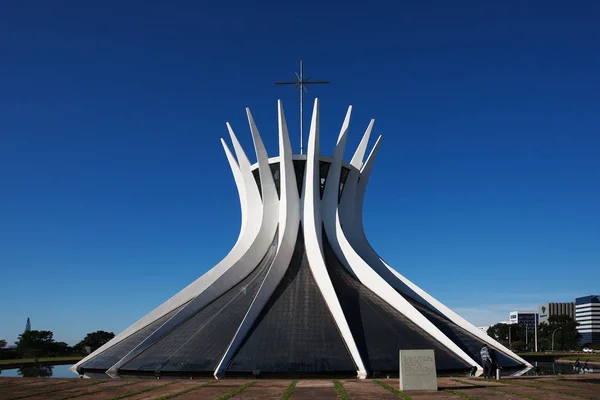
left=509, top=311, right=539, bottom=330
left=538, top=302, right=575, bottom=323
left=576, top=295, right=600, bottom=345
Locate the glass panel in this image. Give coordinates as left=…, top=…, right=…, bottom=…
left=293, top=160, right=306, bottom=197
left=319, top=161, right=330, bottom=199
left=339, top=167, right=350, bottom=201
left=227, top=228, right=355, bottom=373
left=405, top=297, right=522, bottom=368
left=120, top=232, right=279, bottom=373
left=80, top=303, right=187, bottom=371
left=270, top=163, right=281, bottom=199
left=340, top=167, right=350, bottom=184
left=322, top=232, right=471, bottom=373
left=251, top=169, right=262, bottom=198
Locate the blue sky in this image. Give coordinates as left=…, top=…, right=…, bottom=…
left=1, top=0, right=599, bottom=345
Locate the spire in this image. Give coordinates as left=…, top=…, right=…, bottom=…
left=25, top=317, right=31, bottom=332
left=274, top=61, right=330, bottom=155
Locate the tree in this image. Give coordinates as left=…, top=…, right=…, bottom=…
left=15, top=330, right=55, bottom=358
left=49, top=342, right=71, bottom=356
left=486, top=323, right=523, bottom=349
left=509, top=340, right=527, bottom=352
left=0, top=338, right=7, bottom=360
left=74, top=331, right=115, bottom=353
left=536, top=315, right=580, bottom=351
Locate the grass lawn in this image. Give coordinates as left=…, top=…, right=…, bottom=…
left=518, top=352, right=600, bottom=362
left=559, top=354, right=600, bottom=362
left=0, top=356, right=83, bottom=366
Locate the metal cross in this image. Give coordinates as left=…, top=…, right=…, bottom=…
left=275, top=61, right=330, bottom=155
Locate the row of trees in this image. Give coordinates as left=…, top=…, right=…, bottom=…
left=0, top=330, right=115, bottom=359
left=487, top=315, right=581, bottom=352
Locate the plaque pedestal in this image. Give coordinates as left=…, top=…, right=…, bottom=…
left=399, top=349, right=438, bottom=391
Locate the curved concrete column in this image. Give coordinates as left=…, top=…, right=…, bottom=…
left=213, top=101, right=301, bottom=378
left=77, top=119, right=278, bottom=375
left=325, top=114, right=480, bottom=372
left=302, top=99, right=367, bottom=379
left=345, top=137, right=530, bottom=370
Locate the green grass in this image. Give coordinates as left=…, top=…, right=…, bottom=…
left=5, top=380, right=105, bottom=400
left=154, top=381, right=216, bottom=400
left=559, top=355, right=600, bottom=362
left=372, top=380, right=414, bottom=400
left=279, top=380, right=298, bottom=400
left=518, top=352, right=600, bottom=362
left=0, top=356, right=83, bottom=366
left=444, top=389, right=480, bottom=400
left=333, top=380, right=351, bottom=400
left=215, top=381, right=256, bottom=400
left=106, top=381, right=178, bottom=400
left=55, top=381, right=140, bottom=400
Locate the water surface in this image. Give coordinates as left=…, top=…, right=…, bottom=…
left=0, top=364, right=76, bottom=378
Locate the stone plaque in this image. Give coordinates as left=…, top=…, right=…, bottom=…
left=398, top=349, right=437, bottom=391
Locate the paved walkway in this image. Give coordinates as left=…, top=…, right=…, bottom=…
left=0, top=375, right=597, bottom=399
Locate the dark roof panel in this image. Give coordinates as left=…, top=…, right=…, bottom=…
left=226, top=229, right=356, bottom=373
left=322, top=232, right=471, bottom=373
left=119, top=232, right=279, bottom=373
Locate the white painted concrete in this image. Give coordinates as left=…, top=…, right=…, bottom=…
left=302, top=99, right=367, bottom=378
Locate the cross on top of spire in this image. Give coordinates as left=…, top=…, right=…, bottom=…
left=274, top=61, right=330, bottom=155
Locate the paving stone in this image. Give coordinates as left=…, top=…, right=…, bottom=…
left=497, top=380, right=600, bottom=400
left=293, top=380, right=336, bottom=400
left=438, top=377, right=482, bottom=389
left=0, top=376, right=598, bottom=399
left=528, top=379, right=600, bottom=399
left=452, top=387, right=524, bottom=399
left=410, top=392, right=467, bottom=400
left=340, top=380, right=398, bottom=400
left=0, top=380, right=78, bottom=399
left=376, top=378, right=472, bottom=399
left=484, top=382, right=584, bottom=400
left=555, top=377, right=600, bottom=388
left=230, top=380, right=290, bottom=399
left=0, top=380, right=107, bottom=400
left=69, top=380, right=184, bottom=400
left=0, top=379, right=63, bottom=390
left=561, top=376, right=600, bottom=384
left=119, top=381, right=200, bottom=400
left=173, top=381, right=250, bottom=400
left=442, top=377, right=592, bottom=400
left=23, top=381, right=133, bottom=400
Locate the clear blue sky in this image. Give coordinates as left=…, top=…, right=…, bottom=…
left=1, top=0, right=599, bottom=345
